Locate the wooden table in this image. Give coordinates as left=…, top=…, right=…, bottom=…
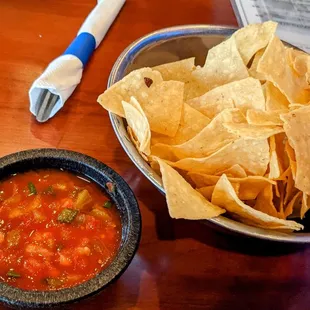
left=1, top=1, right=310, bottom=309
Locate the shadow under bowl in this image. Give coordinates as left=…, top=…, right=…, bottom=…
left=107, top=24, right=310, bottom=243
left=0, top=148, right=141, bottom=308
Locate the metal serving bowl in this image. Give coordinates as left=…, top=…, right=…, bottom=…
left=107, top=25, right=310, bottom=243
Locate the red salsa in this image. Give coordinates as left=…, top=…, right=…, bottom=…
left=0, top=169, right=121, bottom=291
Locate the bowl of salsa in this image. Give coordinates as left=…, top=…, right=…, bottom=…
left=0, top=149, right=141, bottom=308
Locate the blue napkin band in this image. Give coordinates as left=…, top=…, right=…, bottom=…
left=63, top=32, right=96, bottom=67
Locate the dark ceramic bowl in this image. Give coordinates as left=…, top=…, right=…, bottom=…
left=0, top=149, right=141, bottom=308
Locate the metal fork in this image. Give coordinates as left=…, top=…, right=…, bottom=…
left=34, top=89, right=60, bottom=123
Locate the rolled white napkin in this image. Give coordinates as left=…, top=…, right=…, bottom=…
left=29, top=0, right=126, bottom=122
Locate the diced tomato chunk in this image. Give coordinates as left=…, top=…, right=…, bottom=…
left=85, top=215, right=100, bottom=230
left=23, top=258, right=44, bottom=275
left=59, top=253, right=72, bottom=266
left=25, top=244, right=53, bottom=258
left=79, top=238, right=90, bottom=247
left=0, top=232, right=5, bottom=244
left=75, top=247, right=91, bottom=256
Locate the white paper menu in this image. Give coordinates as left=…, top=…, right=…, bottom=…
left=230, top=0, right=310, bottom=53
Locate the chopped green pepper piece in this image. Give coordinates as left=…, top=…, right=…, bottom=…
left=44, top=277, right=63, bottom=288
left=28, top=182, right=37, bottom=195
left=106, top=182, right=116, bottom=194
left=57, top=208, right=79, bottom=224
left=103, top=201, right=112, bottom=209
left=74, top=189, right=92, bottom=210
left=43, top=185, right=55, bottom=195
left=7, top=270, right=21, bottom=278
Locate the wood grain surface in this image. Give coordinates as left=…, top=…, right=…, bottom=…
left=1, top=1, right=310, bottom=309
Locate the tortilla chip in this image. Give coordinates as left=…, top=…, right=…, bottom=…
left=153, top=58, right=208, bottom=100
left=248, top=49, right=266, bottom=80
left=289, top=103, right=308, bottom=111
left=157, top=158, right=225, bottom=219
left=140, top=80, right=184, bottom=137
left=257, top=36, right=310, bottom=104
left=215, top=164, right=247, bottom=178
left=211, top=174, right=303, bottom=231
left=254, top=184, right=278, bottom=217
left=286, top=48, right=310, bottom=81
left=122, top=97, right=151, bottom=155
left=192, top=37, right=249, bottom=91
left=293, top=55, right=310, bottom=77
left=171, top=138, right=269, bottom=176
left=301, top=193, right=310, bottom=219
left=152, top=109, right=244, bottom=160
left=98, top=67, right=184, bottom=137
left=189, top=173, right=275, bottom=200
left=285, top=191, right=302, bottom=218
left=274, top=133, right=290, bottom=173
left=246, top=109, right=284, bottom=126
left=284, top=168, right=297, bottom=205
left=187, top=78, right=265, bottom=118
left=233, top=21, right=277, bottom=65
left=127, top=126, right=149, bottom=161
left=223, top=123, right=284, bottom=139
left=197, top=185, right=215, bottom=201
left=268, top=135, right=281, bottom=179
left=273, top=181, right=286, bottom=218
left=98, top=68, right=163, bottom=117
left=265, top=81, right=290, bottom=111
left=286, top=48, right=308, bottom=66
left=198, top=183, right=240, bottom=201
left=281, top=107, right=310, bottom=194
left=151, top=103, right=210, bottom=146
left=286, top=151, right=297, bottom=180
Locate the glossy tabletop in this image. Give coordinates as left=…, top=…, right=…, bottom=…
left=1, top=1, right=310, bottom=309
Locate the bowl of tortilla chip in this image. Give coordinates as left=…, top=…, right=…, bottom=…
left=98, top=23, right=310, bottom=243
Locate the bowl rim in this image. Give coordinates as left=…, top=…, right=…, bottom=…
left=107, top=24, right=310, bottom=244
left=0, top=148, right=141, bottom=307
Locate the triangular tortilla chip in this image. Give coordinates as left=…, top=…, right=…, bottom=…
left=192, top=37, right=249, bottom=91
left=157, top=158, right=225, bottom=219
left=139, top=80, right=184, bottom=137
left=187, top=78, right=265, bottom=118
left=189, top=173, right=275, bottom=200
left=265, top=81, right=290, bottom=111
left=254, top=184, right=278, bottom=217
left=274, top=133, right=290, bottom=173
left=268, top=135, right=281, bottom=179
left=152, top=109, right=244, bottom=160
left=122, top=97, right=151, bottom=155
left=198, top=183, right=240, bottom=201
left=246, top=109, right=284, bottom=126
left=223, top=123, right=284, bottom=139
left=151, top=103, right=210, bottom=146
left=233, top=21, right=277, bottom=65
left=98, top=68, right=184, bottom=137
left=257, top=36, right=310, bottom=104
left=281, top=107, right=310, bottom=194
left=153, top=58, right=208, bottom=100
left=301, top=193, right=310, bottom=219
left=248, top=49, right=266, bottom=80
left=171, top=138, right=269, bottom=176
left=215, top=164, right=247, bottom=178
left=98, top=68, right=163, bottom=117
left=211, top=174, right=303, bottom=231
left=285, top=191, right=302, bottom=218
